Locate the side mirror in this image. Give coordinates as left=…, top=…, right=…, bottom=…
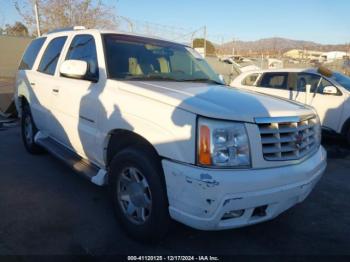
left=218, top=74, right=225, bottom=83
left=323, top=85, right=338, bottom=95
left=60, top=60, right=88, bottom=80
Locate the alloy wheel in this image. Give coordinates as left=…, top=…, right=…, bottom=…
left=117, top=167, right=152, bottom=224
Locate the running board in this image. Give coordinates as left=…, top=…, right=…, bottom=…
left=36, top=136, right=107, bottom=186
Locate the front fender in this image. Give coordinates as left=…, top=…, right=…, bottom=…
left=97, top=88, right=197, bottom=165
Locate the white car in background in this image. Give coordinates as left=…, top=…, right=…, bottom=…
left=231, top=68, right=350, bottom=144
left=220, top=56, right=261, bottom=72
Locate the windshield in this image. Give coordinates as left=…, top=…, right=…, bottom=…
left=103, top=34, right=223, bottom=84
left=330, top=72, right=350, bottom=91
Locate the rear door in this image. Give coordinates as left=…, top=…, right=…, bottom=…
left=16, top=37, right=47, bottom=130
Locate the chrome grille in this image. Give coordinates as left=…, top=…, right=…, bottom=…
left=256, top=115, right=320, bottom=161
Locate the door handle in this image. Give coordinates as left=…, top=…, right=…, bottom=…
left=30, top=82, right=36, bottom=86
left=52, top=88, right=59, bottom=93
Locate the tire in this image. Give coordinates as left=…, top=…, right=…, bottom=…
left=21, top=103, right=44, bottom=154
left=346, top=128, right=350, bottom=146
left=109, top=145, right=170, bottom=242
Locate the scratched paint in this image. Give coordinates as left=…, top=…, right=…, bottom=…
left=185, top=175, right=219, bottom=189
left=206, top=199, right=215, bottom=205
left=200, top=173, right=212, bottom=180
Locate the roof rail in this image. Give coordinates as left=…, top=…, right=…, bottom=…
left=45, top=26, right=86, bottom=35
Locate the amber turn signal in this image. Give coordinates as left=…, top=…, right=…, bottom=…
left=199, top=125, right=212, bottom=165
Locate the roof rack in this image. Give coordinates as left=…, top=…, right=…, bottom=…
left=45, top=26, right=86, bottom=35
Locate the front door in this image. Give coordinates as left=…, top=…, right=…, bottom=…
left=295, top=73, right=345, bottom=131
left=49, top=34, right=101, bottom=161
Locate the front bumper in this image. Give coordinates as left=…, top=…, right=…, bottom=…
left=162, top=146, right=327, bottom=230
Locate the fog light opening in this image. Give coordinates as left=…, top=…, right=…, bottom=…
left=252, top=205, right=268, bottom=218
left=222, top=209, right=245, bottom=220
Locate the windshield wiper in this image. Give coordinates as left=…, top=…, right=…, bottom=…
left=125, top=75, right=179, bottom=81
left=182, top=78, right=225, bottom=85
left=124, top=75, right=225, bottom=85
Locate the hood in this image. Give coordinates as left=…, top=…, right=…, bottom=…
left=116, top=81, right=313, bottom=122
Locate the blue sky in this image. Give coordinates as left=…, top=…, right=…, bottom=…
left=1, top=0, right=349, bottom=44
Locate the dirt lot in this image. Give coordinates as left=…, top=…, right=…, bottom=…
left=0, top=123, right=349, bottom=257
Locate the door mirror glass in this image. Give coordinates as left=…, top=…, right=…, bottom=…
left=323, top=85, right=338, bottom=95
left=60, top=60, right=88, bottom=80
left=218, top=74, right=225, bottom=83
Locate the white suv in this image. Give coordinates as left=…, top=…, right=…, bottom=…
left=232, top=68, right=350, bottom=144
left=15, top=27, right=327, bottom=241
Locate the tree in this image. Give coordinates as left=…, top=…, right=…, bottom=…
left=192, top=38, right=216, bottom=56
left=3, top=21, right=29, bottom=36
left=14, top=0, right=117, bottom=35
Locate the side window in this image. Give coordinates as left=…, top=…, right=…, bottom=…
left=38, top=36, right=67, bottom=75
left=297, top=73, right=321, bottom=92
left=65, top=35, right=99, bottom=80
left=19, top=37, right=47, bottom=70
left=259, top=73, right=288, bottom=89
left=242, top=73, right=260, bottom=86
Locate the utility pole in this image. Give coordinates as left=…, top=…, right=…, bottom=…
left=203, top=26, right=207, bottom=57
left=232, top=37, right=235, bottom=56
left=221, top=36, right=224, bottom=56
left=33, top=0, right=41, bottom=36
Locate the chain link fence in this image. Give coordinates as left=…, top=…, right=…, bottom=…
left=115, top=16, right=206, bottom=45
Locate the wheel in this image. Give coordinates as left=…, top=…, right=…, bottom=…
left=109, top=145, right=170, bottom=242
left=21, top=103, right=44, bottom=154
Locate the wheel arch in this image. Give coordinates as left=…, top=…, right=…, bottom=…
left=104, top=129, right=161, bottom=168
left=341, top=117, right=350, bottom=136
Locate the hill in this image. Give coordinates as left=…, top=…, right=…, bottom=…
left=219, top=37, right=349, bottom=55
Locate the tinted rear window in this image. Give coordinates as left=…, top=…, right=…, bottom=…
left=19, top=37, right=46, bottom=70
left=38, top=36, right=67, bottom=75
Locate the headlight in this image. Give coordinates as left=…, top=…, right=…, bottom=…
left=197, top=117, right=251, bottom=168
